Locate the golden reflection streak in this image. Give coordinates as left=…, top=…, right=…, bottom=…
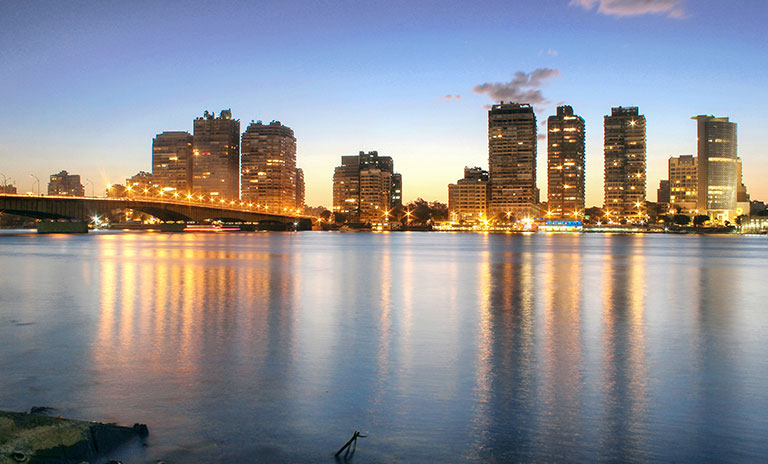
left=374, top=240, right=392, bottom=408
left=95, top=254, right=117, bottom=365
left=600, top=238, right=648, bottom=456
left=540, top=236, right=583, bottom=444
left=470, top=234, right=492, bottom=451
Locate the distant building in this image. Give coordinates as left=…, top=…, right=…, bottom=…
left=125, top=171, right=159, bottom=196
left=488, top=102, right=538, bottom=218
left=295, top=167, right=305, bottom=211
left=332, top=151, right=401, bottom=223
left=668, top=155, right=697, bottom=213
left=240, top=120, right=297, bottom=212
left=1, top=184, right=18, bottom=194
left=604, top=106, right=646, bottom=223
left=694, top=115, right=738, bottom=223
left=736, top=158, right=750, bottom=217
left=448, top=167, right=490, bottom=223
left=391, top=173, right=403, bottom=209
left=547, top=105, right=586, bottom=219
left=152, top=131, right=193, bottom=193
left=48, top=171, right=84, bottom=197
left=192, top=109, right=240, bottom=200
left=657, top=180, right=670, bottom=204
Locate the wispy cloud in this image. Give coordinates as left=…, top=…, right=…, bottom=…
left=570, top=0, right=685, bottom=18
left=443, top=94, right=462, bottom=100
left=473, top=68, right=560, bottom=106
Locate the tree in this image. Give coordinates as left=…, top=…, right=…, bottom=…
left=405, top=198, right=448, bottom=224
left=693, top=214, right=709, bottom=227
left=673, top=214, right=691, bottom=226
left=583, top=206, right=605, bottom=224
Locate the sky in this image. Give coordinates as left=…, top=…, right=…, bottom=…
left=1, top=0, right=766, bottom=208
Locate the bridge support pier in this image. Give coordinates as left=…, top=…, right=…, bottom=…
left=37, top=221, right=89, bottom=234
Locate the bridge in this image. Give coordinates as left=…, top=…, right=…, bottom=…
left=0, top=194, right=312, bottom=231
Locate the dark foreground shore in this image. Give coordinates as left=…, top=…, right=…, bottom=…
left=0, top=410, right=147, bottom=464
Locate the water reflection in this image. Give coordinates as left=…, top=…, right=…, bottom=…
left=599, top=237, right=648, bottom=462
left=0, top=232, right=766, bottom=462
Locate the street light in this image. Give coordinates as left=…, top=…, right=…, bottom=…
left=85, top=178, right=94, bottom=197
left=29, top=174, right=40, bottom=195
left=0, top=172, right=6, bottom=187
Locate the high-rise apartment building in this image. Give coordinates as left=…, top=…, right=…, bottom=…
left=332, top=151, right=401, bottom=223
left=668, top=154, right=697, bottom=213
left=604, top=106, right=646, bottom=222
left=448, top=167, right=490, bottom=223
left=391, top=173, right=403, bottom=209
left=295, top=167, right=305, bottom=211
left=48, top=171, right=84, bottom=196
left=192, top=109, right=240, bottom=199
left=488, top=102, right=538, bottom=218
left=152, top=131, right=193, bottom=192
left=240, top=121, right=297, bottom=212
left=693, top=115, right=738, bottom=222
left=547, top=105, right=586, bottom=219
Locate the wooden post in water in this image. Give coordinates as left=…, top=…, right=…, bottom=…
left=335, top=430, right=367, bottom=457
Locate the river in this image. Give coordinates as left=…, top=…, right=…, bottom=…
left=0, top=231, right=766, bottom=462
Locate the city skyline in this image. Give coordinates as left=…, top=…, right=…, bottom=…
left=1, top=0, right=766, bottom=207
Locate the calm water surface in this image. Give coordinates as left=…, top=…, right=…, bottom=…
left=0, top=231, right=767, bottom=462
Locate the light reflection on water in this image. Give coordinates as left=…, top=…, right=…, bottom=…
left=0, top=232, right=767, bottom=462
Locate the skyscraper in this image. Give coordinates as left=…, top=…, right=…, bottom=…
left=604, top=106, right=646, bottom=223
left=240, top=120, right=297, bottom=212
left=192, top=109, right=240, bottom=199
left=668, top=154, right=697, bottom=213
left=488, top=102, right=538, bottom=218
left=152, top=131, right=193, bottom=193
left=332, top=151, right=401, bottom=223
left=693, top=115, right=738, bottom=222
left=547, top=105, right=586, bottom=219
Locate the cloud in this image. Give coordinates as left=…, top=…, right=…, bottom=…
left=570, top=0, right=685, bottom=18
left=538, top=48, right=559, bottom=56
left=443, top=94, right=462, bottom=100
left=473, top=68, right=560, bottom=106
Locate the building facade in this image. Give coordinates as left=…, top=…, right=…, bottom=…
left=547, top=105, right=586, bottom=219
left=48, top=171, right=84, bottom=197
left=152, top=131, right=193, bottom=193
left=192, top=109, right=240, bottom=200
left=295, top=167, right=305, bottom=211
left=240, top=121, right=297, bottom=212
left=448, top=167, right=490, bottom=223
left=603, top=106, right=646, bottom=223
left=694, top=115, right=738, bottom=222
left=488, top=102, right=538, bottom=218
left=332, top=151, right=400, bottom=223
left=668, top=154, right=697, bottom=213
left=125, top=171, right=159, bottom=197
left=657, top=180, right=671, bottom=204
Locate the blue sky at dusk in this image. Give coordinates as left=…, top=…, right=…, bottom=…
left=1, top=0, right=766, bottom=207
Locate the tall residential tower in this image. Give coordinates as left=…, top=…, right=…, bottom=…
left=547, top=105, right=586, bottom=219
left=603, top=106, right=646, bottom=222
left=487, top=102, right=538, bottom=218
left=152, top=131, right=193, bottom=193
left=241, top=120, right=297, bottom=212
left=192, top=109, right=240, bottom=199
left=694, top=115, right=738, bottom=222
